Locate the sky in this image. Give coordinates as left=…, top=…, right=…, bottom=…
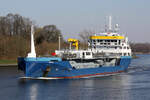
left=0, top=0, right=150, bottom=43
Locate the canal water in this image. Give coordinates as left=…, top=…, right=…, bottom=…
left=0, top=55, right=150, bottom=100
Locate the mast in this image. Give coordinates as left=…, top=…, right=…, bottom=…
left=27, top=25, right=36, bottom=58
left=108, top=16, right=112, bottom=32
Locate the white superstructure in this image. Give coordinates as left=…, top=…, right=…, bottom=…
left=55, top=16, right=132, bottom=60
left=88, top=32, right=131, bottom=57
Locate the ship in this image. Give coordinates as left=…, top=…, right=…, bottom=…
left=18, top=16, right=132, bottom=79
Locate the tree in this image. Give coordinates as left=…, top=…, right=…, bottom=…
left=35, top=25, right=62, bottom=44
left=79, top=30, right=95, bottom=43
left=79, top=29, right=95, bottom=49
left=0, top=13, right=32, bottom=37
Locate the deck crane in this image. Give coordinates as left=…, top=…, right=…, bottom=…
left=68, top=38, right=79, bottom=50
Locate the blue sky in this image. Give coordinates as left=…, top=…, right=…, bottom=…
left=0, top=0, right=150, bottom=42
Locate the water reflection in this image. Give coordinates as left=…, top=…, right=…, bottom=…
left=29, top=83, right=38, bottom=100
left=17, top=73, right=143, bottom=100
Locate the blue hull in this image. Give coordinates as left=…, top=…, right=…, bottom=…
left=18, top=56, right=131, bottom=79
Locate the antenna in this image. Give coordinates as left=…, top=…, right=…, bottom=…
left=114, top=24, right=119, bottom=33
left=108, top=16, right=112, bottom=31
left=27, top=25, right=36, bottom=58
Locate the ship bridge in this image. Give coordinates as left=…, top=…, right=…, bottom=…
left=89, top=33, right=125, bottom=48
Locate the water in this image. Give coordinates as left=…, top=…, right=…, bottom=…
left=0, top=55, right=150, bottom=100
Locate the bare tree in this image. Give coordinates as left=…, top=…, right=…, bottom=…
left=0, top=13, right=32, bottom=36
left=79, top=30, right=95, bottom=42
left=79, top=29, right=95, bottom=49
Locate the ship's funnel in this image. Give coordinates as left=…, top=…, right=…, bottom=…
left=27, top=25, right=36, bottom=58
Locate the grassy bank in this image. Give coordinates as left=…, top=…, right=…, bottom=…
left=0, top=59, right=17, bottom=64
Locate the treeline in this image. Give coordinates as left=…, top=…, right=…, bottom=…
left=0, top=13, right=31, bottom=36
left=130, top=43, right=150, bottom=54
left=0, top=13, right=64, bottom=60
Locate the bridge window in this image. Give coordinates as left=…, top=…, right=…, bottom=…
left=128, top=53, right=130, bottom=56
left=119, top=40, right=121, bottom=44
left=124, top=53, right=127, bottom=56
left=111, top=40, right=114, bottom=42
left=105, top=40, right=110, bottom=42
left=100, top=40, right=103, bottom=42
left=86, top=52, right=91, bottom=55
left=110, top=40, right=117, bottom=42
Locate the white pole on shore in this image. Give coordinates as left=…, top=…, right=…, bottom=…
left=58, top=36, right=61, bottom=50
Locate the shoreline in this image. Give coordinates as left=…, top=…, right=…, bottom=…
left=0, top=64, right=17, bottom=67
